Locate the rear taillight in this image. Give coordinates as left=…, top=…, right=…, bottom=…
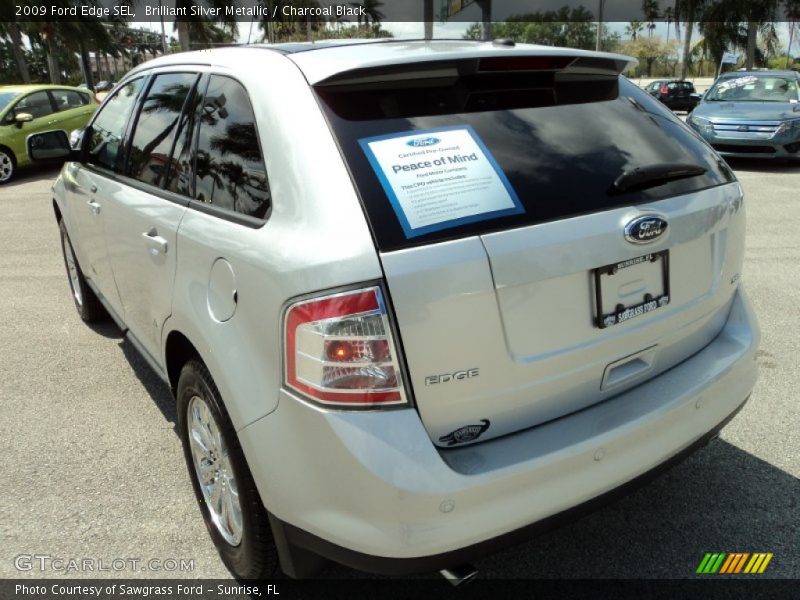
left=659, top=84, right=669, bottom=95
left=284, top=286, right=407, bottom=408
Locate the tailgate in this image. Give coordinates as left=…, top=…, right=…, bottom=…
left=382, top=184, right=745, bottom=446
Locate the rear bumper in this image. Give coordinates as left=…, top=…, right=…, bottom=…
left=239, top=288, right=759, bottom=573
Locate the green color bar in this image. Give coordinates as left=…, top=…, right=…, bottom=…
left=696, top=553, right=713, bottom=574
left=710, top=553, right=727, bottom=573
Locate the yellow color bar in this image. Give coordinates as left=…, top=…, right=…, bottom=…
left=758, top=553, right=773, bottom=573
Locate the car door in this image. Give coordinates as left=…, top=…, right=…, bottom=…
left=66, top=78, right=145, bottom=319
left=101, top=71, right=199, bottom=362
left=5, top=90, right=59, bottom=162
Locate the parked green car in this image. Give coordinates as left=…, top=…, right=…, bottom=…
left=0, top=84, right=99, bottom=183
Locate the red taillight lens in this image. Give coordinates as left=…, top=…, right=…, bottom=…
left=284, top=286, right=407, bottom=408
left=659, top=85, right=669, bottom=95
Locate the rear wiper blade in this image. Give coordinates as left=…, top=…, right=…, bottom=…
left=611, top=163, right=707, bottom=194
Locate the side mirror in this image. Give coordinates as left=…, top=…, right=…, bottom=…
left=69, top=127, right=87, bottom=150
left=27, top=130, right=80, bottom=162
left=15, top=112, right=33, bottom=126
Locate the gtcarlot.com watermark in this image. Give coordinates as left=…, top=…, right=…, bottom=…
left=14, top=554, right=194, bottom=573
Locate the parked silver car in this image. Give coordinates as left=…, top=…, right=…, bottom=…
left=31, top=40, right=759, bottom=581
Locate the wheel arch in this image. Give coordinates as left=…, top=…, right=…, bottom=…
left=53, top=198, right=63, bottom=223
left=164, top=329, right=201, bottom=396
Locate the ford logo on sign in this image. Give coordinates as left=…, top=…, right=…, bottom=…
left=624, top=215, right=668, bottom=244
left=406, top=136, right=440, bottom=147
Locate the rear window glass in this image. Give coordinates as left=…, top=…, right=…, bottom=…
left=317, top=71, right=733, bottom=251
left=52, top=89, right=89, bottom=109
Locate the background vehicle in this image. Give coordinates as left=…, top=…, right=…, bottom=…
left=688, top=70, right=800, bottom=159
left=644, top=79, right=701, bottom=112
left=0, top=85, right=97, bottom=183
left=32, top=41, right=759, bottom=581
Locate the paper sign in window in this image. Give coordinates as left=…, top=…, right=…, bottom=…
left=359, top=126, right=524, bottom=238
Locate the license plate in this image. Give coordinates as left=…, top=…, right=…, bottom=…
left=594, top=251, right=670, bottom=328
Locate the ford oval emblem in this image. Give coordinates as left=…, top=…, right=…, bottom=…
left=624, top=215, right=668, bottom=244
left=406, top=136, right=440, bottom=148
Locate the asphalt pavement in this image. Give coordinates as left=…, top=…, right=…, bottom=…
left=0, top=160, right=797, bottom=581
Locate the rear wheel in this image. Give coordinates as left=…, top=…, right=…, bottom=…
left=0, top=148, right=15, bottom=184
left=59, top=220, right=105, bottom=322
left=177, top=360, right=278, bottom=579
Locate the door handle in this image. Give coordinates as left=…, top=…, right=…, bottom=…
left=87, top=200, right=101, bottom=215
left=90, top=185, right=97, bottom=193
left=142, top=229, right=168, bottom=255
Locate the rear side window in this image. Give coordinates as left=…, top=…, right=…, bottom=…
left=194, top=75, right=270, bottom=219
left=127, top=72, right=198, bottom=187
left=52, top=89, right=89, bottom=109
left=88, top=78, right=143, bottom=172
left=317, top=70, right=734, bottom=251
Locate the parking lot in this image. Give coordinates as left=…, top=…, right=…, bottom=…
left=1, top=159, right=798, bottom=581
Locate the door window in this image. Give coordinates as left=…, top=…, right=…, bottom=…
left=88, top=78, right=143, bottom=172
left=194, top=76, right=270, bottom=219
left=127, top=73, right=198, bottom=187
left=14, top=91, right=55, bottom=119
left=165, top=78, right=203, bottom=197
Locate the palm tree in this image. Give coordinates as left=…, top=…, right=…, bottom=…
left=175, top=0, right=238, bottom=51
left=674, top=0, right=705, bottom=80
left=625, top=20, right=645, bottom=40
left=663, top=6, right=674, bottom=43
left=0, top=8, right=31, bottom=83
left=743, top=0, right=779, bottom=69
left=642, top=0, right=660, bottom=38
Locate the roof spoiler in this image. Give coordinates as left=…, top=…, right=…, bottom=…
left=309, top=50, right=636, bottom=88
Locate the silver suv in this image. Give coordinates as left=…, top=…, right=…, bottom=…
left=32, top=41, right=759, bottom=580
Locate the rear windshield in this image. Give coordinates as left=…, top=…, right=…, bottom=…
left=668, top=81, right=694, bottom=91
left=317, top=69, right=734, bottom=251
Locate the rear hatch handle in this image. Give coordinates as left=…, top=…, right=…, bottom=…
left=610, top=163, right=707, bottom=194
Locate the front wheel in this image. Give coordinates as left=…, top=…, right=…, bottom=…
left=0, top=148, right=15, bottom=184
left=59, top=220, right=105, bottom=322
left=177, top=360, right=278, bottom=579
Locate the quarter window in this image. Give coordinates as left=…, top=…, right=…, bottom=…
left=194, top=76, right=270, bottom=219
left=127, top=73, right=198, bottom=187
left=88, top=78, right=143, bottom=172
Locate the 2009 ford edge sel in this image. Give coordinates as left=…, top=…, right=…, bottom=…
left=31, top=40, right=759, bottom=580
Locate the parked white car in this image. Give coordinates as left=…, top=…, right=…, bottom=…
left=30, top=40, right=759, bottom=581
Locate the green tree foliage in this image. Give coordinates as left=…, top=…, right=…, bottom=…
left=623, top=37, right=679, bottom=76
left=463, top=6, right=618, bottom=50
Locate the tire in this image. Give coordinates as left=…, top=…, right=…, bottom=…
left=177, top=360, right=278, bottom=579
left=0, top=148, right=15, bottom=184
left=58, top=220, right=105, bottom=322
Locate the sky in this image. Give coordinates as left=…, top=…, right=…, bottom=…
left=124, top=0, right=798, bottom=57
